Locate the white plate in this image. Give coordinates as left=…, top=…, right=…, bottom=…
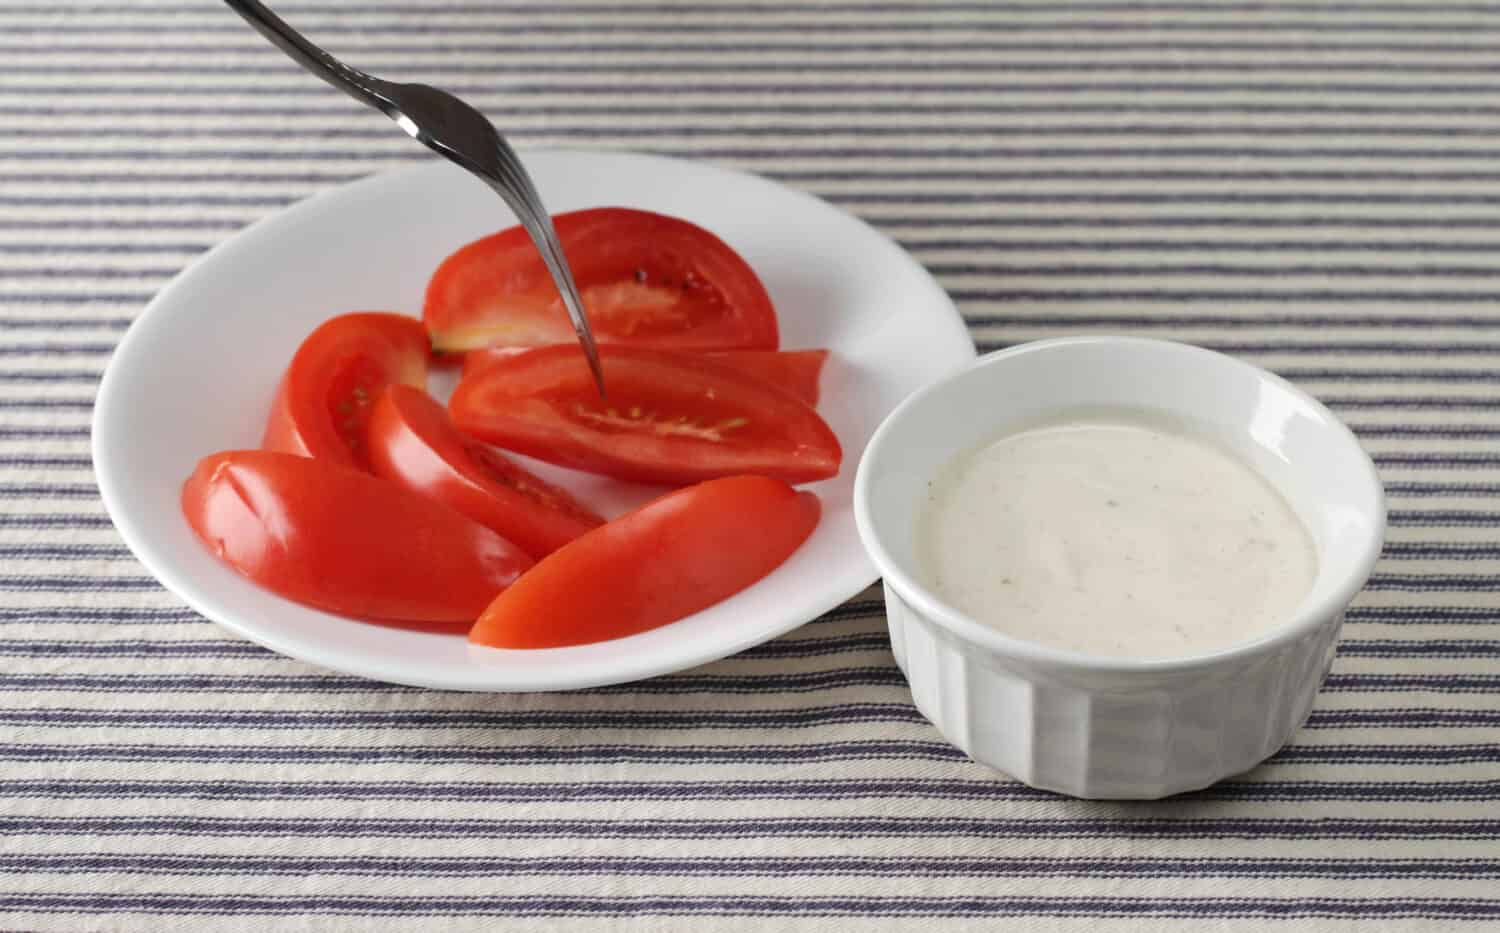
left=93, top=149, right=975, bottom=691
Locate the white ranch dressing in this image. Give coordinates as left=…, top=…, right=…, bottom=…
left=916, top=413, right=1317, bottom=660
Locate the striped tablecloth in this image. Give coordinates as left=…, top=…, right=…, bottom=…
left=4, top=1, right=1500, bottom=929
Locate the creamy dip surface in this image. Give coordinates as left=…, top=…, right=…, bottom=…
left=916, top=413, right=1318, bottom=660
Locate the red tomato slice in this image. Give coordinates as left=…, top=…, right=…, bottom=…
left=182, top=450, right=532, bottom=628
left=461, top=347, right=830, bottom=407
left=424, top=207, right=778, bottom=354
left=705, top=349, right=828, bottom=406
left=366, top=384, right=605, bottom=560
left=449, top=345, right=842, bottom=486
left=469, top=475, right=820, bottom=649
left=262, top=312, right=429, bottom=471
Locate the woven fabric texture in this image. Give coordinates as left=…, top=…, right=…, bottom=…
left=2, top=1, right=1498, bottom=929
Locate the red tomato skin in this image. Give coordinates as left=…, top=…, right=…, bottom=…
left=469, top=475, right=820, bottom=649
left=705, top=349, right=828, bottom=406
left=261, top=312, right=429, bottom=471
left=449, top=345, right=842, bottom=486
left=181, top=450, right=532, bottom=628
left=366, top=385, right=604, bottom=560
left=423, top=207, right=778, bottom=353
left=462, top=346, right=830, bottom=407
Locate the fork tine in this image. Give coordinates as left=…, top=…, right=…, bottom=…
left=520, top=209, right=606, bottom=393
left=486, top=144, right=607, bottom=397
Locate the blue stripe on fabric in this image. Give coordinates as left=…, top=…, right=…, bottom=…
left=19, top=79, right=1500, bottom=94
left=0, top=777, right=1495, bottom=805
left=1325, top=673, right=1500, bottom=692
left=0, top=374, right=103, bottom=386
left=908, top=238, right=1500, bottom=253
left=0, top=893, right=1493, bottom=919
left=0, top=704, right=1490, bottom=732
left=0, top=813, right=1494, bottom=841
left=18, top=112, right=1500, bottom=141
left=20, top=60, right=1500, bottom=76
left=11, top=12, right=1500, bottom=33
left=1304, top=709, right=1500, bottom=728
left=0, top=704, right=931, bottom=729
left=0, top=608, right=205, bottom=626
left=0, top=344, right=118, bottom=355
left=962, top=293, right=1500, bottom=306
left=22, top=37, right=1500, bottom=54
left=937, top=260, right=1500, bottom=274
left=0, top=545, right=132, bottom=559
left=1356, top=426, right=1500, bottom=438
left=1346, top=607, right=1500, bottom=625
left=1383, top=543, right=1500, bottom=558
left=23, top=144, right=1500, bottom=165
left=1340, top=639, right=1500, bottom=657
left=0, top=400, right=96, bottom=411
left=0, top=738, right=1474, bottom=768
left=1326, top=398, right=1500, bottom=410
left=972, top=314, right=1500, bottom=329
left=0, top=852, right=1494, bottom=880
left=30, top=126, right=1500, bottom=143
left=1384, top=482, right=1500, bottom=497
left=1388, top=511, right=1500, bottom=525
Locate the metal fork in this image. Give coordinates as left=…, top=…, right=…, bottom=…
left=222, top=0, right=606, bottom=394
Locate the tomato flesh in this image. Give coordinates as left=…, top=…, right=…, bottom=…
left=449, top=345, right=842, bottom=486
left=262, top=312, right=429, bottom=471
left=462, top=346, right=829, bottom=407
left=423, top=208, right=778, bottom=353
left=182, top=450, right=531, bottom=628
left=367, top=384, right=604, bottom=560
left=469, top=475, right=820, bottom=649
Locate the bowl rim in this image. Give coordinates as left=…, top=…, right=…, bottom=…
left=853, top=335, right=1388, bottom=676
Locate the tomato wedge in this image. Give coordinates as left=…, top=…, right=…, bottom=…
left=366, top=384, right=604, bottom=560
left=461, top=347, right=830, bottom=407
left=424, top=207, right=778, bottom=354
left=262, top=312, right=429, bottom=471
left=182, top=450, right=532, bottom=628
left=470, top=475, right=820, bottom=649
left=450, top=346, right=842, bottom=486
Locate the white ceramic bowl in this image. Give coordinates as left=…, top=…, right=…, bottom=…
left=854, top=336, right=1386, bottom=799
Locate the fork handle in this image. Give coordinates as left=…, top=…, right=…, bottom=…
left=222, top=0, right=394, bottom=114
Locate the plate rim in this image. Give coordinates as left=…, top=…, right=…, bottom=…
left=92, top=147, right=975, bottom=691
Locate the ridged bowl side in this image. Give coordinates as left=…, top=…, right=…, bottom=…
left=885, top=584, right=1342, bottom=799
